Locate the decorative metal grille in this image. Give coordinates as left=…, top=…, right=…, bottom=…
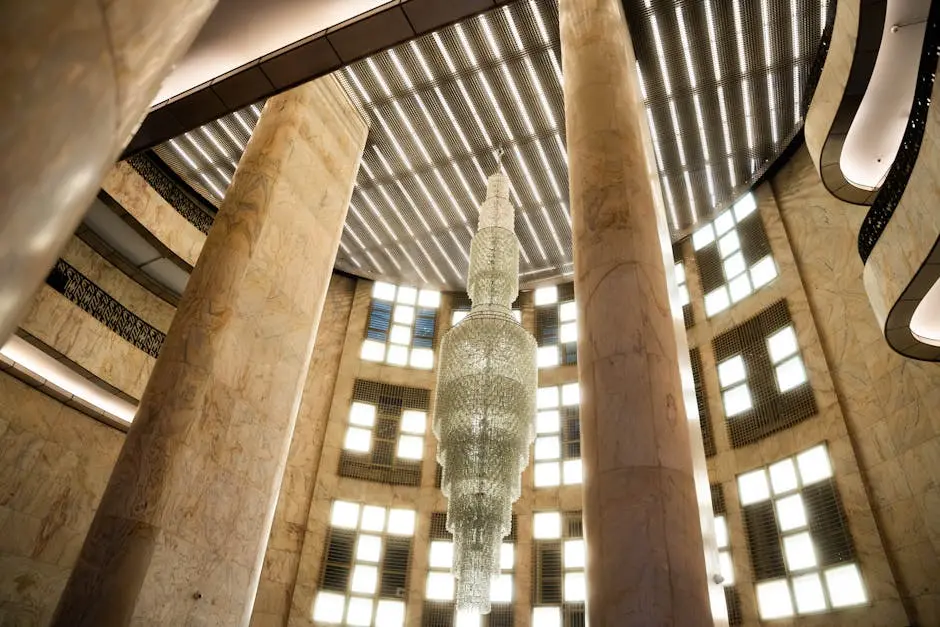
left=45, top=259, right=166, bottom=358
left=126, top=153, right=215, bottom=234
left=712, top=300, right=816, bottom=448
left=532, top=511, right=585, bottom=627
left=338, top=380, right=431, bottom=486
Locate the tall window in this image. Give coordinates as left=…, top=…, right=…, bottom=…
left=533, top=283, right=577, bottom=368
left=532, top=511, right=586, bottom=627
left=713, top=301, right=816, bottom=448
left=737, top=444, right=866, bottom=620
left=362, top=282, right=439, bottom=369
left=692, top=192, right=778, bottom=317
left=314, top=501, right=416, bottom=626
left=423, top=513, right=515, bottom=626
left=712, top=483, right=743, bottom=626
left=534, top=384, right=582, bottom=487
left=339, top=380, right=429, bottom=486
left=674, top=259, right=693, bottom=328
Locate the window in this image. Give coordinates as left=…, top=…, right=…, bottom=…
left=362, top=282, right=439, bottom=369
left=712, top=301, right=817, bottom=448
left=534, top=283, right=577, bottom=368
left=692, top=193, right=777, bottom=317
left=711, top=483, right=743, bottom=626
left=533, top=511, right=585, bottom=626
left=314, top=501, right=415, bottom=626
left=674, top=252, right=694, bottom=329
left=422, top=513, right=515, bottom=626
left=738, top=444, right=866, bottom=620
left=534, top=384, right=582, bottom=487
left=339, top=380, right=430, bottom=486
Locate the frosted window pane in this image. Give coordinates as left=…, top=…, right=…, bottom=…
left=714, top=210, right=735, bottom=236
left=793, top=572, right=827, bottom=614
left=387, top=509, right=415, bottom=536
left=738, top=468, right=770, bottom=505
left=723, top=251, right=747, bottom=279
left=410, top=347, right=434, bottom=369
left=559, top=301, right=577, bottom=322
left=564, top=539, right=586, bottom=569
left=756, top=579, right=794, bottom=619
left=351, top=564, right=378, bottom=594
left=344, top=427, right=372, bottom=453
left=533, top=512, right=561, bottom=538
left=418, top=289, right=441, bottom=308
left=313, top=591, right=346, bottom=623
left=534, top=286, right=558, bottom=305
left=718, top=230, right=741, bottom=258
left=563, top=459, right=583, bottom=485
left=331, top=501, right=360, bottom=528
left=564, top=572, right=586, bottom=601
left=360, top=506, right=386, bottom=532
left=361, top=340, right=386, bottom=362
left=769, top=458, right=799, bottom=494
left=393, top=305, right=414, bottom=325
left=783, top=531, right=817, bottom=571
left=429, top=541, right=454, bottom=569
left=500, top=543, right=515, bottom=570
left=534, top=462, right=561, bottom=487
left=533, top=607, right=561, bottom=627
left=717, top=355, right=746, bottom=388
left=776, top=356, right=807, bottom=392
left=386, top=344, right=409, bottom=366
left=536, top=410, right=560, bottom=434
left=538, top=345, right=560, bottom=368
left=373, top=281, right=397, bottom=301
left=728, top=273, right=753, bottom=303
left=750, top=255, right=778, bottom=288
left=400, top=410, right=427, bottom=435
left=722, top=384, right=753, bottom=417
left=347, top=597, right=373, bottom=626
left=560, top=321, right=578, bottom=343
left=537, top=387, right=560, bottom=409
left=535, top=436, right=561, bottom=460
left=693, top=224, right=716, bottom=250
left=776, top=494, right=808, bottom=532
left=396, top=286, right=417, bottom=305
left=375, top=599, right=406, bottom=627
left=705, top=286, right=730, bottom=316
left=389, top=324, right=411, bottom=345
left=796, top=445, right=832, bottom=485
left=825, top=564, right=867, bottom=607
left=767, top=326, right=799, bottom=362
left=734, top=192, right=758, bottom=221
left=349, top=402, right=376, bottom=427
left=356, top=535, right=382, bottom=563
left=561, top=383, right=580, bottom=406
left=396, top=435, right=424, bottom=460
left=719, top=550, right=735, bottom=586
left=490, top=573, right=513, bottom=603
left=452, top=310, right=468, bottom=326
left=714, top=515, right=729, bottom=549
left=426, top=572, right=455, bottom=600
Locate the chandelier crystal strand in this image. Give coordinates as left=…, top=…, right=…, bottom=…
left=434, top=166, right=538, bottom=614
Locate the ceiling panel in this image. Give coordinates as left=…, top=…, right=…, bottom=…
left=153, top=0, right=827, bottom=289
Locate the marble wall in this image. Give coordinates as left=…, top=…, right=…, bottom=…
left=681, top=182, right=906, bottom=625
left=772, top=145, right=940, bottom=625
left=0, top=370, right=124, bottom=626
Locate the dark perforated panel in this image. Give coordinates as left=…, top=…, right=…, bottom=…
left=712, top=300, right=817, bottom=448
left=339, top=380, right=430, bottom=485
left=690, top=348, right=716, bottom=457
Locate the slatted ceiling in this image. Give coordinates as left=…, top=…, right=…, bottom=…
left=155, top=0, right=825, bottom=288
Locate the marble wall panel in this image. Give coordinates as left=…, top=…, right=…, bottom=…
left=772, top=144, right=940, bottom=624
left=18, top=287, right=155, bottom=399
left=0, top=370, right=124, bottom=626
left=101, top=162, right=207, bottom=267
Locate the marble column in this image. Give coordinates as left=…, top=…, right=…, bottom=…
left=560, top=0, right=713, bottom=625
left=51, top=75, right=368, bottom=627
left=0, top=0, right=217, bottom=344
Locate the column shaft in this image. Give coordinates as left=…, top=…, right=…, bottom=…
left=0, top=0, right=216, bottom=342
left=51, top=75, right=368, bottom=627
left=560, top=0, right=712, bottom=624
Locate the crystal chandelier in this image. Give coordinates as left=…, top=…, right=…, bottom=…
left=433, top=162, right=537, bottom=614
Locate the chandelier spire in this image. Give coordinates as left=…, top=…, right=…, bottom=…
left=433, top=167, right=537, bottom=613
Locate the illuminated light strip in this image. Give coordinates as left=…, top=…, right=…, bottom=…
left=527, top=1, right=564, bottom=86
left=384, top=248, right=402, bottom=271
left=339, top=240, right=361, bottom=269
left=456, top=22, right=514, bottom=141
left=520, top=209, right=547, bottom=261
left=364, top=251, right=385, bottom=272
left=216, top=120, right=245, bottom=151
left=1, top=336, right=137, bottom=424
left=540, top=205, right=565, bottom=258
left=430, top=233, right=461, bottom=281
left=793, top=64, right=802, bottom=123
left=412, top=174, right=449, bottom=227
left=200, top=126, right=231, bottom=160
left=668, top=101, right=687, bottom=167
left=537, top=141, right=562, bottom=200
left=555, top=134, right=568, bottom=167
left=360, top=188, right=403, bottom=239
left=380, top=184, right=421, bottom=235
left=344, top=66, right=371, bottom=103
left=359, top=158, right=375, bottom=181
left=504, top=7, right=557, bottom=130
left=649, top=15, right=673, bottom=96
left=214, top=166, right=232, bottom=186
left=234, top=111, right=254, bottom=136
left=250, top=104, right=261, bottom=118
left=662, top=176, right=678, bottom=225
left=704, top=0, right=735, bottom=185
left=761, top=0, right=779, bottom=145
left=705, top=164, right=717, bottom=208
left=683, top=171, right=697, bottom=221
left=452, top=163, right=479, bottom=210
left=677, top=6, right=715, bottom=211
left=791, top=0, right=801, bottom=58
left=486, top=12, right=536, bottom=136
left=512, top=146, right=542, bottom=205
left=343, top=223, right=367, bottom=249
left=433, top=33, right=494, bottom=147
left=414, top=237, right=447, bottom=284
left=199, top=172, right=225, bottom=198
left=371, top=107, right=413, bottom=171
left=393, top=180, right=432, bottom=232
left=447, top=229, right=470, bottom=263
left=732, top=0, right=755, bottom=152
left=348, top=202, right=383, bottom=246
left=185, top=133, right=214, bottom=165
left=399, top=242, right=428, bottom=284
left=169, top=139, right=198, bottom=169
left=821, top=0, right=828, bottom=33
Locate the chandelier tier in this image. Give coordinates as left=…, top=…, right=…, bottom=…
left=433, top=166, right=538, bottom=614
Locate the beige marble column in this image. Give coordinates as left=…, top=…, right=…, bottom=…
left=0, top=0, right=216, bottom=344
left=51, top=75, right=368, bottom=627
left=560, top=0, right=712, bottom=624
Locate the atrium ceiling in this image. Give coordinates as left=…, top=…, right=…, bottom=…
left=154, top=0, right=828, bottom=288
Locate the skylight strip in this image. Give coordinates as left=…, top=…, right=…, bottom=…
left=649, top=14, right=673, bottom=96
left=529, top=0, right=552, bottom=44
left=250, top=104, right=261, bottom=119
left=234, top=111, right=254, bottom=136
left=793, top=64, right=802, bottom=123
left=414, top=237, right=446, bottom=284
left=513, top=146, right=542, bottom=205
left=705, top=163, right=717, bottom=209
left=344, top=67, right=372, bottom=104
left=388, top=49, right=413, bottom=90
left=732, top=0, right=748, bottom=75
left=504, top=7, right=556, bottom=130
left=359, top=158, right=375, bottom=181
left=662, top=175, right=680, bottom=228
left=705, top=0, right=733, bottom=167
left=371, top=109, right=413, bottom=171
left=340, top=241, right=362, bottom=268
left=693, top=95, right=711, bottom=161
left=768, top=74, right=779, bottom=144
left=216, top=120, right=245, bottom=152
left=433, top=170, right=466, bottom=223
left=200, top=126, right=231, bottom=161
left=185, top=133, right=214, bottom=166
left=199, top=172, right=225, bottom=198
left=452, top=163, right=479, bottom=210
left=430, top=233, right=461, bottom=281
left=413, top=174, right=449, bottom=227
left=392, top=101, right=432, bottom=163
left=761, top=0, right=774, bottom=65
left=415, top=93, right=452, bottom=158
left=364, top=250, right=385, bottom=273
left=521, top=209, right=548, bottom=261
left=360, top=189, right=402, bottom=239
left=214, top=166, right=232, bottom=186
left=447, top=229, right=471, bottom=263
left=683, top=171, right=697, bottom=221
left=459, top=21, right=514, bottom=141
left=366, top=58, right=393, bottom=98
left=384, top=248, right=402, bottom=270
left=821, top=0, right=828, bottom=33
left=646, top=108, right=666, bottom=172
left=761, top=0, right=778, bottom=145
left=348, top=202, right=383, bottom=246
left=169, top=139, right=198, bottom=169
left=676, top=7, right=698, bottom=90
left=668, top=101, right=687, bottom=167
left=398, top=243, right=428, bottom=283
left=791, top=0, right=800, bottom=58
left=433, top=34, right=494, bottom=147
left=742, top=82, right=755, bottom=151
left=393, top=180, right=432, bottom=232
left=536, top=141, right=562, bottom=200
left=434, top=87, right=474, bottom=154
left=555, top=134, right=568, bottom=167
left=541, top=205, right=565, bottom=258
left=343, top=223, right=366, bottom=249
